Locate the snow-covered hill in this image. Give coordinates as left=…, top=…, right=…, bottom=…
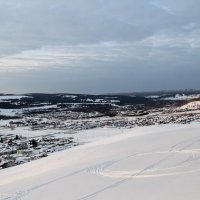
left=178, top=101, right=200, bottom=110
left=0, top=123, right=200, bottom=200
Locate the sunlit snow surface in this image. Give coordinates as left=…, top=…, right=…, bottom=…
left=179, top=101, right=200, bottom=110
left=0, top=123, right=200, bottom=200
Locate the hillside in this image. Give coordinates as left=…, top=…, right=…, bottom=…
left=0, top=123, right=200, bottom=200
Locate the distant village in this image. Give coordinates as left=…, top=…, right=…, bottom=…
left=1, top=109, right=200, bottom=169
left=0, top=93, right=200, bottom=169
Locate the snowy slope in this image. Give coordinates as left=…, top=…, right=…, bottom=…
left=179, top=101, right=200, bottom=110
left=0, top=123, right=200, bottom=200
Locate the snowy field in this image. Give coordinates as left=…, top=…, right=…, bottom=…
left=0, top=105, right=57, bottom=117
left=0, top=95, right=32, bottom=102
left=0, top=123, right=200, bottom=200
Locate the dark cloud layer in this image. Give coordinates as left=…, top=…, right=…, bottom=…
left=0, top=0, right=199, bottom=93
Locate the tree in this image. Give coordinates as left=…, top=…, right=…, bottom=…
left=30, top=139, right=38, bottom=148
left=15, top=135, right=19, bottom=140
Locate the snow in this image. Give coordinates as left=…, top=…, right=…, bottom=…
left=65, top=127, right=127, bottom=143
left=110, top=100, right=120, bottom=103
left=0, top=109, right=22, bottom=116
left=62, top=95, right=77, bottom=99
left=94, top=99, right=107, bottom=103
left=86, top=99, right=94, bottom=102
left=0, top=105, right=57, bottom=116
left=0, top=120, right=14, bottom=126
left=163, top=94, right=200, bottom=101
left=0, top=127, right=65, bottom=138
left=179, top=101, right=200, bottom=110
left=0, top=95, right=32, bottom=102
left=0, top=123, right=200, bottom=200
left=23, top=105, right=57, bottom=111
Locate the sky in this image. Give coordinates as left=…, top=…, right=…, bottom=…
left=0, top=0, right=200, bottom=94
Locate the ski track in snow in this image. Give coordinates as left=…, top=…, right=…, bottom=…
left=2, top=147, right=200, bottom=200
left=79, top=138, right=200, bottom=200
left=0, top=169, right=86, bottom=200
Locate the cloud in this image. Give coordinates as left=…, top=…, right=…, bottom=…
left=1, top=27, right=200, bottom=73
left=150, top=1, right=174, bottom=15
left=0, top=42, right=131, bottom=72
left=0, top=0, right=200, bottom=92
left=139, top=30, right=200, bottom=48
